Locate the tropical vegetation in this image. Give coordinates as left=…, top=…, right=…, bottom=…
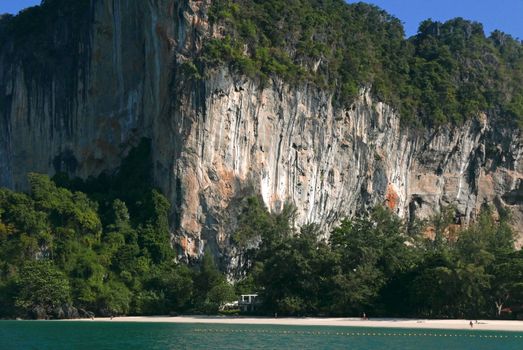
left=1, top=162, right=521, bottom=319
left=198, top=0, right=523, bottom=127
left=230, top=197, right=522, bottom=319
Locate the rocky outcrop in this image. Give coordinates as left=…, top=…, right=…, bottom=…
left=29, top=303, right=81, bottom=320
left=0, top=1, right=522, bottom=267
left=173, top=71, right=523, bottom=260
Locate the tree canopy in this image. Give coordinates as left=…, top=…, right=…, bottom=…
left=0, top=141, right=236, bottom=319
left=1, top=176, right=521, bottom=319
left=230, top=197, right=522, bottom=319
left=198, top=0, right=523, bottom=128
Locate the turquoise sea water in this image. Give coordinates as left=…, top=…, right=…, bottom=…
left=1, top=321, right=522, bottom=350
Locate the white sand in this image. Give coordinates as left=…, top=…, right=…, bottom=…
left=66, top=316, right=523, bottom=332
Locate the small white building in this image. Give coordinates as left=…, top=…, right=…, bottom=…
left=239, top=294, right=259, bottom=312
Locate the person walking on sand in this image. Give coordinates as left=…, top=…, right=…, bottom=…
left=469, top=321, right=473, bottom=328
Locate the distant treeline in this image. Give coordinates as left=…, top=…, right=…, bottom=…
left=1, top=140, right=522, bottom=320
left=231, top=198, right=522, bottom=319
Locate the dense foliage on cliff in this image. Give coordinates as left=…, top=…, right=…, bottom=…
left=1, top=0, right=521, bottom=128
left=202, top=0, right=523, bottom=127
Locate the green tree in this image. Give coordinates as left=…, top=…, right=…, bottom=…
left=143, top=262, right=194, bottom=313
left=96, top=280, right=131, bottom=316
left=489, top=251, right=523, bottom=317
left=193, top=249, right=235, bottom=313
left=328, top=207, right=412, bottom=314
left=15, top=261, right=71, bottom=318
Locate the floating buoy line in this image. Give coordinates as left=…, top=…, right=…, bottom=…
left=190, top=328, right=523, bottom=339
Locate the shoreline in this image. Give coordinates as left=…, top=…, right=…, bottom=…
left=59, top=316, right=523, bottom=332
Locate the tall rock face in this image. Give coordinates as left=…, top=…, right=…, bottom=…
left=0, top=1, right=522, bottom=265
left=178, top=72, right=523, bottom=261
left=0, top=0, right=209, bottom=188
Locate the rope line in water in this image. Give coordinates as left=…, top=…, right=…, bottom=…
left=190, top=328, right=523, bottom=339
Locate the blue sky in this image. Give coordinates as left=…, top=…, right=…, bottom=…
left=349, top=0, right=523, bottom=39
left=0, top=0, right=40, bottom=15
left=1, top=0, right=522, bottom=39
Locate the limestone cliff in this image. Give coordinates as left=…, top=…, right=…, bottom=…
left=0, top=0, right=521, bottom=265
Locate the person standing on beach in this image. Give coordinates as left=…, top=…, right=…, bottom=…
left=469, top=321, right=473, bottom=328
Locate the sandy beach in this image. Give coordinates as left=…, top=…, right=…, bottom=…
left=65, top=316, right=523, bottom=332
